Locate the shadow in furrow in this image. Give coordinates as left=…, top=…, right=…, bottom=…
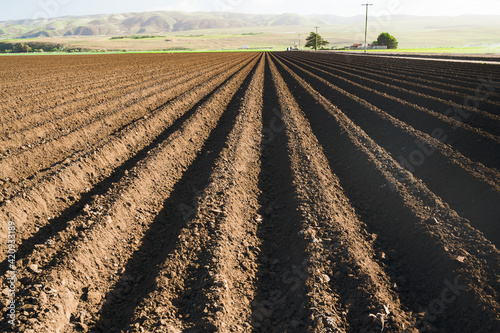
left=250, top=60, right=310, bottom=333
left=0, top=67, right=238, bottom=277
left=290, top=53, right=500, bottom=118
left=92, top=59, right=259, bottom=333
left=271, top=56, right=497, bottom=330
left=276, top=54, right=500, bottom=171
left=274, top=55, right=500, bottom=248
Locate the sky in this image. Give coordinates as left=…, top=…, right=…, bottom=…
left=2, top=0, right=500, bottom=21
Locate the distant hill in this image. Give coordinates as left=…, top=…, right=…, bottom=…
left=1, top=11, right=500, bottom=45
left=0, top=11, right=378, bottom=39
left=0, top=11, right=325, bottom=38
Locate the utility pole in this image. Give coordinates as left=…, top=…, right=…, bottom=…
left=362, top=3, right=373, bottom=53
left=298, top=33, right=301, bottom=50
left=314, top=26, right=319, bottom=51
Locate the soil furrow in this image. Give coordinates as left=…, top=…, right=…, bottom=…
left=1, top=54, right=260, bottom=332
left=296, top=52, right=500, bottom=102
left=284, top=53, right=500, bottom=133
left=1, top=51, right=498, bottom=333
left=0, top=54, right=234, bottom=139
left=268, top=54, right=415, bottom=332
left=271, top=52, right=500, bottom=332
left=0, top=55, right=254, bottom=184
left=248, top=57, right=317, bottom=333
left=274, top=53, right=500, bottom=171
left=0, top=55, right=145, bottom=93
left=329, top=53, right=500, bottom=86
left=0, top=55, right=254, bottom=281
left=1, top=64, right=165, bottom=121
left=0, top=54, right=240, bottom=121
left=304, top=53, right=500, bottom=109
left=117, top=54, right=265, bottom=333
left=272, top=54, right=500, bottom=247
left=187, top=55, right=265, bottom=331
left=0, top=53, right=259, bottom=262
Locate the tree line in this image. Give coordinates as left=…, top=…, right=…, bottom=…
left=0, top=41, right=90, bottom=53
left=304, top=32, right=398, bottom=50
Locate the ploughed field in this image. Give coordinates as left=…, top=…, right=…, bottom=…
left=0, top=52, right=499, bottom=332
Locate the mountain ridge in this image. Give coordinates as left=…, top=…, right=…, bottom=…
left=2, top=11, right=500, bottom=39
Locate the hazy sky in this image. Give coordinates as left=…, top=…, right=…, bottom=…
left=2, top=0, right=500, bottom=21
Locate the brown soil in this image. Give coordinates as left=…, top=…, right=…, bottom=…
left=0, top=52, right=499, bottom=333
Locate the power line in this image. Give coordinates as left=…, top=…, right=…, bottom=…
left=362, top=3, right=373, bottom=53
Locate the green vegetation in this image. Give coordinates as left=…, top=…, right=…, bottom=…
left=163, top=47, right=192, bottom=51
left=372, top=33, right=398, bottom=49
left=0, top=41, right=86, bottom=53
left=305, top=32, right=329, bottom=50
left=174, top=34, right=204, bottom=37
left=129, top=35, right=165, bottom=39
left=110, top=35, right=165, bottom=40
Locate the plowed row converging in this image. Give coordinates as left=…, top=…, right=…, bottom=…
left=1, top=52, right=499, bottom=333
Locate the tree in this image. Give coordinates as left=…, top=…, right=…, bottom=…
left=373, top=33, right=398, bottom=49
left=14, top=42, right=32, bottom=53
left=305, top=32, right=329, bottom=50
